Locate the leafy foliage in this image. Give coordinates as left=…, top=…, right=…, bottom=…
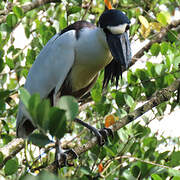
left=0, top=0, right=180, bottom=179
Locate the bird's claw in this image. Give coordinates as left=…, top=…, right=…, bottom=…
left=97, top=127, right=114, bottom=146
left=64, top=149, right=78, bottom=159
left=55, top=148, right=78, bottom=168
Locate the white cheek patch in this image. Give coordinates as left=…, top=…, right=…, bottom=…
left=107, top=23, right=128, bottom=34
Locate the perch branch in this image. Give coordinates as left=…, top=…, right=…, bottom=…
left=47, top=78, right=180, bottom=171
left=131, top=19, right=180, bottom=65
left=0, top=0, right=60, bottom=24
left=0, top=138, right=24, bottom=169
left=1, top=79, right=179, bottom=171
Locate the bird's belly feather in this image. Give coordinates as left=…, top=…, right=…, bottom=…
left=69, top=28, right=112, bottom=91
left=71, top=51, right=112, bottom=91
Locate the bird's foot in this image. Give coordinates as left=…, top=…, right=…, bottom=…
left=55, top=142, right=77, bottom=168
left=97, top=127, right=114, bottom=146
left=74, top=118, right=114, bottom=146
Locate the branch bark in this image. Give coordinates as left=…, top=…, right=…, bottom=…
left=131, top=19, right=180, bottom=65
left=1, top=79, right=179, bottom=171
left=0, top=138, right=24, bottom=169
left=0, top=0, right=60, bottom=24
left=0, top=2, right=180, bottom=170
left=47, top=78, right=180, bottom=170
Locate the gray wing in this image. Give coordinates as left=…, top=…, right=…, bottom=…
left=16, top=30, right=76, bottom=137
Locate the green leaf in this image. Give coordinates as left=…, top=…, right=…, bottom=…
left=130, top=23, right=140, bottom=36
left=150, top=43, right=160, bottom=56
left=131, top=86, right=141, bottom=99
left=124, top=94, right=134, bottom=108
left=168, top=169, right=180, bottom=177
left=157, top=102, right=167, bottom=116
left=136, top=69, right=149, bottom=81
left=26, top=49, right=36, bottom=66
left=173, top=177, right=180, bottom=180
left=7, top=78, right=17, bottom=90
left=28, top=133, right=51, bottom=147
left=157, top=11, right=170, bottom=26
left=48, top=107, right=67, bottom=139
left=59, top=16, right=67, bottom=30
left=79, top=166, right=91, bottom=175
left=160, top=42, right=169, bottom=55
left=0, top=23, right=11, bottom=32
left=164, top=74, right=174, bottom=86
left=1, top=120, right=9, bottom=133
left=131, top=165, right=140, bottom=178
left=68, top=6, right=81, bottom=15
left=167, top=30, right=178, bottom=43
left=151, top=174, right=162, bottom=180
left=143, top=137, right=157, bottom=148
left=0, top=100, right=5, bottom=112
left=156, top=151, right=169, bottom=163
left=0, top=57, right=5, bottom=73
left=169, top=151, right=180, bottom=167
left=36, top=99, right=50, bottom=130
left=133, top=124, right=150, bottom=138
left=0, top=152, right=3, bottom=164
left=144, top=148, right=155, bottom=159
left=6, top=14, right=18, bottom=28
left=19, top=87, right=31, bottom=109
left=21, top=68, right=29, bottom=78
left=0, top=90, right=11, bottom=100
left=91, top=79, right=102, bottom=103
left=1, top=134, right=12, bottom=145
left=104, top=146, right=116, bottom=156
left=115, top=92, right=125, bottom=107
left=146, top=61, right=156, bottom=77
left=12, top=6, right=24, bottom=18
left=25, top=26, right=30, bottom=38
left=144, top=81, right=156, bottom=97
left=155, top=64, right=165, bottom=76
left=6, top=57, right=14, bottom=70
left=27, top=171, right=59, bottom=180
left=127, top=70, right=138, bottom=84
left=173, top=56, right=180, bottom=69
left=4, top=159, right=18, bottom=175
left=28, top=93, right=41, bottom=123
left=117, top=129, right=129, bottom=142
left=57, top=96, right=78, bottom=121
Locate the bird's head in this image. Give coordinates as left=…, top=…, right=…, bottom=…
left=99, top=9, right=131, bottom=69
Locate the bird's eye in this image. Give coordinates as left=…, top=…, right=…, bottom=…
left=126, top=24, right=130, bottom=31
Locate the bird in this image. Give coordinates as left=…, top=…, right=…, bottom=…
left=16, top=0, right=131, bottom=166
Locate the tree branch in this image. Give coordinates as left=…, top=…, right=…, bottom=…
left=1, top=79, right=179, bottom=171
left=1, top=3, right=180, bottom=170
left=47, top=78, right=180, bottom=171
left=0, top=138, right=24, bottom=169
left=0, top=0, right=60, bottom=24
left=131, top=19, right=180, bottom=65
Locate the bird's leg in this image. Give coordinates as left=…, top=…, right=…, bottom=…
left=74, top=118, right=113, bottom=146
left=55, top=139, right=77, bottom=169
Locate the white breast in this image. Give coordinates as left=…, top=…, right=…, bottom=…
left=70, top=28, right=112, bottom=91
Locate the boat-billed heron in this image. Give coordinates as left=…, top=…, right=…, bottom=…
left=16, top=5, right=131, bottom=167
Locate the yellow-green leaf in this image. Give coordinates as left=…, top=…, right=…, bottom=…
left=138, top=15, right=149, bottom=29
left=150, top=22, right=161, bottom=32
left=139, top=24, right=150, bottom=38
left=157, top=11, right=171, bottom=26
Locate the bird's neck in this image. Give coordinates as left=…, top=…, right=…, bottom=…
left=96, top=27, right=109, bottom=50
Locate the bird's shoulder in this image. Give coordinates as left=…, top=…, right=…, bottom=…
left=60, top=20, right=96, bottom=39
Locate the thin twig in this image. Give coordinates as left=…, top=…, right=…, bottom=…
left=47, top=79, right=180, bottom=171
left=81, top=0, right=93, bottom=20
left=0, top=0, right=60, bottom=24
